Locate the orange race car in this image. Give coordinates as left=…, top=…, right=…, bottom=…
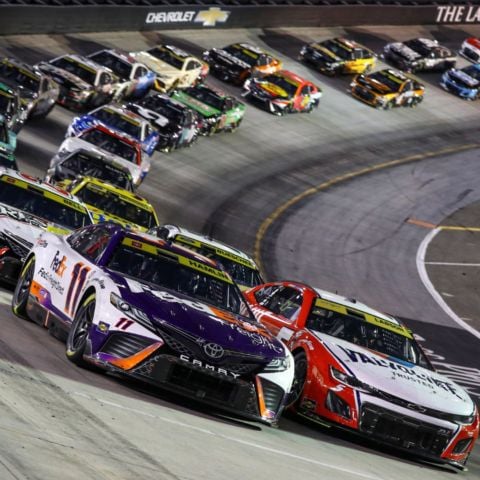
left=245, top=281, right=479, bottom=470
left=243, top=70, right=322, bottom=115
left=203, top=43, right=282, bottom=85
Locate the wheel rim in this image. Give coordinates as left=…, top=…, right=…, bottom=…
left=14, top=260, right=34, bottom=307
left=70, top=300, right=94, bottom=352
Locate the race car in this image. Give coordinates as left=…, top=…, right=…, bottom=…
left=130, top=45, right=208, bottom=93
left=203, top=43, right=282, bottom=85
left=172, top=84, right=245, bottom=135
left=350, top=68, right=425, bottom=109
left=0, top=114, right=18, bottom=170
left=148, top=224, right=263, bottom=291
left=12, top=223, right=294, bottom=426
left=0, top=57, right=59, bottom=119
left=243, top=70, right=322, bottom=116
left=300, top=38, right=376, bottom=76
left=59, top=176, right=159, bottom=232
left=383, top=38, right=457, bottom=73
left=440, top=64, right=480, bottom=100
left=459, top=37, right=480, bottom=63
left=67, top=104, right=159, bottom=156
left=0, top=81, right=27, bottom=133
left=87, top=49, right=155, bottom=101
left=36, top=54, right=119, bottom=110
left=126, top=94, right=199, bottom=152
left=0, top=168, right=92, bottom=285
left=45, top=148, right=135, bottom=192
left=245, top=281, right=479, bottom=469
left=53, top=124, right=149, bottom=187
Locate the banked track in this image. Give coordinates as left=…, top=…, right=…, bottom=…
left=0, top=24, right=479, bottom=480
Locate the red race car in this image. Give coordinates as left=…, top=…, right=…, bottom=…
left=245, top=281, right=479, bottom=470
left=242, top=70, right=322, bottom=116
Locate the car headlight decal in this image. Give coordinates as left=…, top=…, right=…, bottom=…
left=263, top=356, right=291, bottom=372
left=110, top=292, right=154, bottom=331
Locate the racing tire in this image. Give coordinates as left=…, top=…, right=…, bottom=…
left=12, top=256, right=35, bottom=319
left=287, top=351, right=308, bottom=407
left=228, top=118, right=242, bottom=133
left=383, top=100, right=395, bottom=110
left=66, top=293, right=96, bottom=367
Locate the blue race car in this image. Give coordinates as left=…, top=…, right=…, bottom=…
left=67, top=104, right=159, bottom=156
left=440, top=64, right=480, bottom=100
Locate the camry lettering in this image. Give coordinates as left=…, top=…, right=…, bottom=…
left=179, top=354, right=240, bottom=378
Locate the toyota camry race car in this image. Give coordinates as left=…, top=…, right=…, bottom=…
left=459, top=37, right=480, bottom=63
left=243, top=70, right=321, bottom=115
left=88, top=49, right=155, bottom=101
left=350, top=68, right=425, bottom=109
left=0, top=115, right=18, bottom=170
left=203, top=43, right=282, bottom=85
left=0, top=57, right=59, bottom=119
left=300, top=38, right=376, bottom=76
left=45, top=148, right=135, bottom=192
left=245, top=281, right=479, bottom=469
left=0, top=168, right=92, bottom=285
left=383, top=38, right=457, bottom=73
left=12, top=223, right=294, bottom=425
left=37, top=54, right=119, bottom=110
left=60, top=176, right=159, bottom=232
left=67, top=104, right=159, bottom=156
left=149, top=224, right=263, bottom=291
left=440, top=64, right=480, bottom=100
left=172, top=84, right=245, bottom=135
left=131, top=45, right=208, bottom=93
left=126, top=94, right=198, bottom=152
left=53, top=124, right=149, bottom=187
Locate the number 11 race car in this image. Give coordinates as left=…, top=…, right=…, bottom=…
left=13, top=223, right=294, bottom=425
left=245, top=281, right=479, bottom=469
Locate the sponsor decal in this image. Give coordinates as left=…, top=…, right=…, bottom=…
left=338, top=346, right=462, bottom=398
left=145, top=7, right=230, bottom=27
left=436, top=5, right=480, bottom=23
left=38, top=267, right=64, bottom=294
left=203, top=342, right=224, bottom=359
left=50, top=250, right=67, bottom=277
left=180, top=354, right=239, bottom=378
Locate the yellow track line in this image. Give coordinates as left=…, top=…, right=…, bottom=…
left=254, top=143, right=480, bottom=270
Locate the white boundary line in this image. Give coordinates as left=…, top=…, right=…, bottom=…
left=416, top=228, right=480, bottom=340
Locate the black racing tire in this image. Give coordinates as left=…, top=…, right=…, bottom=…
left=32, top=100, right=56, bottom=120
left=383, top=100, right=395, bottom=110
left=12, top=256, right=35, bottom=319
left=66, top=293, right=96, bottom=367
left=287, top=350, right=308, bottom=407
left=228, top=118, right=243, bottom=133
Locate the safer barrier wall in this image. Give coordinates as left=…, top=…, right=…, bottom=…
left=0, top=4, right=479, bottom=35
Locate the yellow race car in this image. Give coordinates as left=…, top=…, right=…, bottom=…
left=59, top=176, right=159, bottom=232
left=300, top=38, right=376, bottom=76
left=350, top=68, right=425, bottom=109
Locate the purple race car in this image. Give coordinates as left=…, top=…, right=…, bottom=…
left=12, top=222, right=294, bottom=425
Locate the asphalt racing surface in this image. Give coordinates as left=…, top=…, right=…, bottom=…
left=0, top=24, right=479, bottom=479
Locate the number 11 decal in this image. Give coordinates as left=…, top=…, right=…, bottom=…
left=65, top=262, right=91, bottom=314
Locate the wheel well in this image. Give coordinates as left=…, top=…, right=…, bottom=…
left=79, top=287, right=96, bottom=306
left=292, top=347, right=306, bottom=358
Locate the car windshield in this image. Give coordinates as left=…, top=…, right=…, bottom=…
left=92, top=108, right=142, bottom=139
left=60, top=152, right=133, bottom=190
left=463, top=65, right=480, bottom=80
left=0, top=176, right=91, bottom=229
left=404, top=39, right=432, bottom=56
left=262, top=74, right=297, bottom=97
left=80, top=129, right=138, bottom=164
left=320, top=40, right=352, bottom=60
left=370, top=71, right=402, bottom=92
left=89, top=51, right=131, bottom=80
left=224, top=45, right=258, bottom=67
left=147, top=47, right=184, bottom=70
left=0, top=63, right=40, bottom=91
left=51, top=57, right=96, bottom=85
left=107, top=239, right=253, bottom=317
left=184, top=86, right=224, bottom=111
left=306, top=302, right=431, bottom=369
left=75, top=183, right=155, bottom=229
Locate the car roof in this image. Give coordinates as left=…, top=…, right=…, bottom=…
left=90, top=48, right=137, bottom=66
left=231, top=43, right=265, bottom=55
left=52, top=54, right=113, bottom=75
left=82, top=123, right=142, bottom=150
left=1, top=57, right=42, bottom=79
left=274, top=69, right=306, bottom=85
left=92, top=104, right=149, bottom=126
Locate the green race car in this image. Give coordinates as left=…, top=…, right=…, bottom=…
left=172, top=84, right=245, bottom=135
left=0, top=114, right=17, bottom=169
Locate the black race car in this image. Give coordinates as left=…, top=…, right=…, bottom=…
left=383, top=38, right=457, bottom=73
left=0, top=57, right=59, bottom=119
left=0, top=81, right=26, bottom=133
left=126, top=94, right=199, bottom=152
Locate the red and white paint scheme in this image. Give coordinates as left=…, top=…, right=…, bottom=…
left=459, top=37, right=480, bottom=63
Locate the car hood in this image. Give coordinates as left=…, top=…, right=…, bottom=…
left=253, top=80, right=291, bottom=99
left=448, top=69, right=480, bottom=89
left=132, top=53, right=179, bottom=78
left=309, top=44, right=340, bottom=62
left=37, top=63, right=92, bottom=90
left=127, top=104, right=173, bottom=131
left=173, top=91, right=219, bottom=117
left=387, top=42, right=422, bottom=62
left=113, top=274, right=284, bottom=360
left=313, top=332, right=475, bottom=416
left=356, top=75, right=394, bottom=95
left=210, top=49, right=250, bottom=70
